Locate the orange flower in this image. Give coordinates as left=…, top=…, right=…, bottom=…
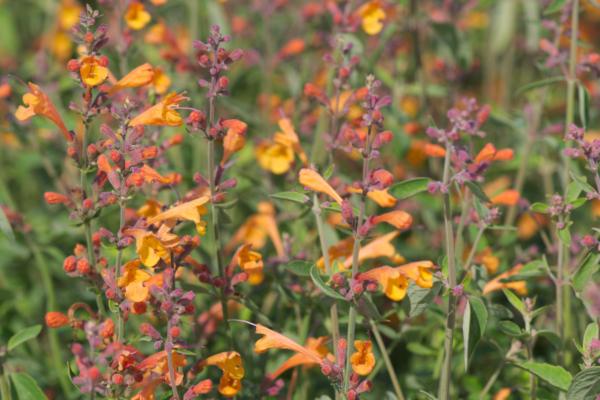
left=152, top=67, right=171, bottom=94
left=108, top=63, right=155, bottom=94
left=278, top=38, right=306, bottom=59
left=256, top=141, right=295, bottom=174
left=221, top=119, right=248, bottom=165
left=490, top=190, right=520, bottom=206
left=317, top=237, right=354, bottom=272
left=474, top=143, right=514, bottom=164
left=358, top=1, right=386, bottom=35
left=363, top=188, right=397, bottom=207
left=79, top=56, right=109, bottom=87
left=226, top=202, right=285, bottom=258
left=124, top=226, right=179, bottom=267
left=483, top=264, right=527, bottom=296
left=275, top=118, right=308, bottom=165
left=254, top=324, right=324, bottom=363
left=130, top=92, right=187, bottom=127
left=342, top=231, right=403, bottom=269
left=268, top=337, right=330, bottom=380
left=204, top=351, right=245, bottom=397
left=299, top=168, right=343, bottom=205
left=371, top=210, right=413, bottom=230
left=45, top=311, right=69, bottom=328
left=125, top=2, right=151, bottom=30
left=148, top=195, right=209, bottom=235
left=117, top=260, right=152, bottom=302
left=234, top=244, right=264, bottom=285
left=134, top=350, right=186, bottom=399
left=137, top=199, right=163, bottom=218
left=15, top=83, right=71, bottom=140
left=358, top=265, right=409, bottom=301
left=424, top=143, right=446, bottom=158
left=396, top=261, right=435, bottom=289
left=58, top=0, right=82, bottom=30
left=350, top=340, right=375, bottom=376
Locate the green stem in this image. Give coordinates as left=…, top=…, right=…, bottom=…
left=439, top=143, right=457, bottom=400
left=115, top=199, right=125, bottom=341
left=370, top=320, right=405, bottom=400
left=312, top=195, right=341, bottom=363
left=0, top=372, right=10, bottom=400
left=343, top=125, right=372, bottom=395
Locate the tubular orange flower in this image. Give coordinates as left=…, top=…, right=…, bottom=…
left=79, top=56, right=109, bottom=87
left=299, top=168, right=343, bottom=205
left=58, top=0, right=82, bottom=30
left=204, top=351, right=245, bottom=398
left=130, top=92, right=187, bottom=127
left=254, top=324, right=324, bottom=363
left=343, top=231, right=402, bottom=269
left=317, top=237, right=354, bottom=272
left=358, top=1, right=386, bottom=35
left=278, top=38, right=306, bottom=59
left=117, top=260, right=152, bottom=302
left=482, top=264, right=527, bottom=295
left=15, top=83, right=71, bottom=141
left=396, top=261, right=435, bottom=289
left=234, top=244, right=264, bottom=285
left=474, top=143, right=514, bottom=164
left=124, top=226, right=179, bottom=267
left=367, top=188, right=397, bottom=207
left=108, top=63, right=155, bottom=94
left=490, top=190, right=520, bottom=206
left=371, top=210, right=413, bottom=230
left=268, top=337, right=330, bottom=380
left=358, top=266, right=409, bottom=301
left=221, top=119, right=247, bottom=165
left=275, top=118, right=308, bottom=165
left=256, top=141, right=295, bottom=174
left=226, top=202, right=285, bottom=257
left=424, top=143, right=446, bottom=158
left=148, top=195, right=209, bottom=235
left=45, top=311, right=69, bottom=328
left=125, top=2, right=151, bottom=30
left=350, top=340, right=375, bottom=376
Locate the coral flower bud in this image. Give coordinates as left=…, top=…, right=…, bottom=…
left=45, top=311, right=69, bottom=328
left=112, top=374, right=124, bottom=385
left=170, top=326, right=181, bottom=338
left=67, top=59, right=80, bottom=72
left=77, top=258, right=90, bottom=274
left=44, top=192, right=70, bottom=205
left=370, top=169, right=394, bottom=189
left=63, top=255, right=77, bottom=272
left=82, top=198, right=94, bottom=210
left=100, top=319, right=115, bottom=338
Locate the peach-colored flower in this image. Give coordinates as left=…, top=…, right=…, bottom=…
left=371, top=210, right=413, bottom=230
left=148, top=195, right=209, bottom=235
left=254, top=324, right=324, bottom=364
left=15, top=83, right=71, bottom=140
left=125, top=2, right=151, bottom=30
left=203, top=352, right=245, bottom=397
left=358, top=265, right=409, bottom=301
left=483, top=264, right=527, bottom=295
left=234, top=244, right=264, bottom=285
left=342, top=231, right=403, bottom=269
left=79, top=56, right=109, bottom=87
left=299, top=168, right=343, bottom=205
left=226, top=202, right=285, bottom=258
left=108, top=63, right=155, bottom=94
left=221, top=119, right=247, bottom=165
left=350, top=340, right=375, bottom=375
left=130, top=92, right=187, bottom=127
left=268, top=337, right=330, bottom=380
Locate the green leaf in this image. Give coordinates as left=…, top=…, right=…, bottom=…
left=389, top=178, right=431, bottom=200
left=8, top=325, right=42, bottom=352
left=544, top=0, right=566, bottom=15
left=536, top=330, right=562, bottom=349
left=282, top=260, right=313, bottom=277
left=566, top=181, right=583, bottom=204
left=578, top=84, right=591, bottom=129
left=570, top=173, right=595, bottom=194
left=270, top=191, right=309, bottom=205
left=408, top=282, right=441, bottom=318
left=465, top=181, right=490, bottom=202
left=515, top=76, right=564, bottom=96
left=502, top=289, right=525, bottom=314
left=10, top=372, right=48, bottom=400
left=567, top=367, right=600, bottom=399
left=516, top=361, right=572, bottom=392
left=582, top=323, right=599, bottom=353
left=573, top=253, right=600, bottom=293
left=463, top=297, right=488, bottom=370
left=498, top=320, right=523, bottom=337
left=309, top=266, right=346, bottom=301
left=0, top=205, right=15, bottom=242
left=558, top=226, right=571, bottom=246
left=530, top=202, right=549, bottom=213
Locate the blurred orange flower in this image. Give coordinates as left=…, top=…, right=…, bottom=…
left=226, top=202, right=285, bottom=257
left=130, top=92, right=187, bottom=127
left=125, top=2, right=151, bottom=30
left=358, top=1, right=386, bottom=35
left=350, top=340, right=375, bottom=375
left=234, top=244, right=264, bottom=285
left=108, top=63, right=155, bottom=94
left=483, top=264, right=527, bottom=296
left=203, top=351, right=245, bottom=397
left=148, top=195, right=209, bottom=235
left=299, top=168, right=343, bottom=205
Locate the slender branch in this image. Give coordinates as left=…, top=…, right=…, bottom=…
left=370, top=320, right=405, bottom=400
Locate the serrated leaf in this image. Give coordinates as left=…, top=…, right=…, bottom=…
left=282, top=260, right=313, bottom=277
left=573, top=253, right=600, bottom=293
left=8, top=325, right=42, bottom=352
left=11, top=372, right=48, bottom=400
left=309, top=266, right=346, bottom=301
left=270, top=191, right=309, bottom=204
left=389, top=178, right=430, bottom=200
left=567, top=367, right=600, bottom=399
left=516, top=361, right=572, bottom=392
